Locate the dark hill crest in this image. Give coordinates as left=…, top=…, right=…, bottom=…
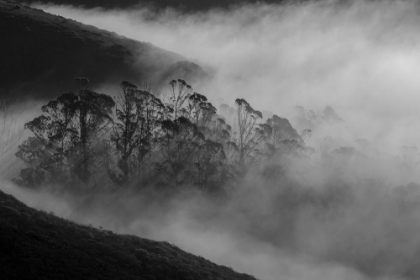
left=0, top=0, right=208, bottom=99
left=0, top=188, right=257, bottom=279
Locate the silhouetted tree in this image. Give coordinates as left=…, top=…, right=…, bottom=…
left=194, top=139, right=226, bottom=189
left=228, top=98, right=270, bottom=175
left=168, top=79, right=193, bottom=118
left=74, top=78, right=115, bottom=183
left=15, top=78, right=115, bottom=189
left=109, top=81, right=140, bottom=184
left=0, top=99, right=23, bottom=162
left=20, top=92, right=79, bottom=186
left=14, top=77, right=308, bottom=196
left=14, top=137, right=48, bottom=187
left=186, top=92, right=216, bottom=126
left=264, top=114, right=304, bottom=159
left=135, top=89, right=167, bottom=176
left=157, top=117, right=204, bottom=186
left=108, top=82, right=167, bottom=186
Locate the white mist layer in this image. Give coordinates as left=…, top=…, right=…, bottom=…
left=34, top=0, right=420, bottom=154
left=0, top=180, right=373, bottom=280
left=4, top=1, right=420, bottom=280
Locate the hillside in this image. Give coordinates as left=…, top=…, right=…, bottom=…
left=0, top=188, right=257, bottom=280
left=16, top=0, right=297, bottom=11
left=0, top=0, right=207, bottom=99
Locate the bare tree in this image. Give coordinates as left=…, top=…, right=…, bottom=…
left=168, top=79, right=193, bottom=119
left=0, top=99, right=24, bottom=179
left=0, top=99, right=23, bottom=160
left=231, top=98, right=270, bottom=174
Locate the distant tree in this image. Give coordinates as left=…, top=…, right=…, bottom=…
left=134, top=89, right=167, bottom=176
left=194, top=139, right=226, bottom=190
left=266, top=115, right=301, bottom=149
left=109, top=81, right=140, bottom=184
left=157, top=116, right=204, bottom=186
left=168, top=79, right=193, bottom=118
left=14, top=137, right=48, bottom=187
left=0, top=99, right=23, bottom=162
left=74, top=78, right=115, bottom=183
left=264, top=114, right=304, bottom=159
left=210, top=117, right=232, bottom=144
left=186, top=92, right=216, bottom=127
left=228, top=98, right=271, bottom=175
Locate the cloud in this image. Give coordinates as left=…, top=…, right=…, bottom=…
left=7, top=1, right=420, bottom=279
left=32, top=0, right=420, bottom=153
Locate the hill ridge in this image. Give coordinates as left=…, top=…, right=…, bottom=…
left=0, top=188, right=257, bottom=279
left=0, top=0, right=207, bottom=98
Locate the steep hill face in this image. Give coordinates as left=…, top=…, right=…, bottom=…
left=16, top=0, right=296, bottom=11
left=0, top=0, right=207, bottom=99
left=0, top=189, right=257, bottom=280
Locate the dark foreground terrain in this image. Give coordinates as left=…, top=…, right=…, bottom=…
left=0, top=189, right=257, bottom=280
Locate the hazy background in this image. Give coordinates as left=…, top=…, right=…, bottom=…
left=32, top=0, right=420, bottom=153
left=4, top=0, right=420, bottom=279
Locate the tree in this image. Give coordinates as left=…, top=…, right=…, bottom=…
left=109, top=81, right=166, bottom=185
left=229, top=98, right=270, bottom=175
left=20, top=92, right=79, bottom=186
left=210, top=118, right=232, bottom=143
left=168, top=79, right=193, bottom=119
left=194, top=139, right=226, bottom=190
left=14, top=137, right=48, bottom=187
left=186, top=92, right=216, bottom=127
left=157, top=117, right=204, bottom=186
left=0, top=99, right=23, bottom=164
left=74, top=78, right=115, bottom=183
left=109, top=81, right=140, bottom=184
left=134, top=89, right=167, bottom=176
left=264, top=114, right=304, bottom=159
left=15, top=78, right=115, bottom=190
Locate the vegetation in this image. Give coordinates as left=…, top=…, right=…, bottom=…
left=0, top=189, right=257, bottom=280
left=14, top=78, right=307, bottom=194
left=14, top=78, right=115, bottom=190
left=15, top=0, right=294, bottom=12
left=0, top=1, right=206, bottom=98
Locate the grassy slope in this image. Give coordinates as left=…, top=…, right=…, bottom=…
left=0, top=0, right=207, bottom=99
left=0, top=189, right=257, bottom=280
left=16, top=0, right=294, bottom=11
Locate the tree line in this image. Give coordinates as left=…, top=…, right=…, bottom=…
left=14, top=78, right=308, bottom=194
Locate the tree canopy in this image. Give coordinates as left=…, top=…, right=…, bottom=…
left=14, top=78, right=310, bottom=194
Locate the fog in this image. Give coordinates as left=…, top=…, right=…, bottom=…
left=33, top=0, right=420, bottom=152
left=4, top=0, right=420, bottom=279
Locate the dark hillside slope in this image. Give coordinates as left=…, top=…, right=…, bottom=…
left=0, top=0, right=207, bottom=99
left=0, top=189, right=257, bottom=280
left=18, top=0, right=300, bottom=11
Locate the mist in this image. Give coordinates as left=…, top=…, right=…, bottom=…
left=4, top=0, right=420, bottom=279
left=33, top=0, right=420, bottom=152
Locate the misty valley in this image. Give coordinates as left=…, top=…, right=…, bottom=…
left=3, top=0, right=420, bottom=280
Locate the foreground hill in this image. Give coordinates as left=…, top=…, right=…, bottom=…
left=0, top=189, right=257, bottom=280
left=0, top=0, right=207, bottom=99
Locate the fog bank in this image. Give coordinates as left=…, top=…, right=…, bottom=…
left=6, top=1, right=420, bottom=279
left=34, top=0, right=420, bottom=153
